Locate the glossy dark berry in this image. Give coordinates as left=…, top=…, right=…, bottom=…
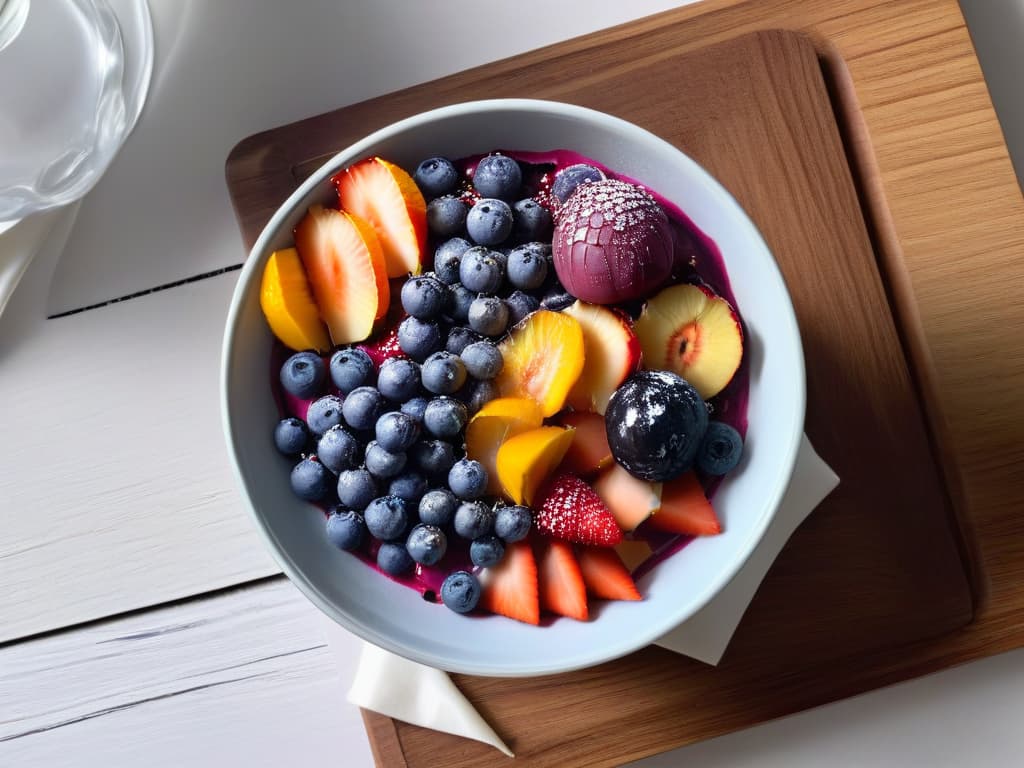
left=445, top=326, right=484, bottom=355
left=329, top=348, right=373, bottom=394
left=506, top=242, right=550, bottom=290
left=377, top=358, right=421, bottom=402
left=472, top=155, right=522, bottom=200
left=388, top=471, right=428, bottom=503
left=459, top=246, right=504, bottom=293
left=435, top=238, right=471, bottom=285
left=551, top=163, right=605, bottom=201
left=279, top=351, right=326, bottom=400
left=409, top=439, right=458, bottom=477
left=463, top=378, right=499, bottom=416
left=470, top=535, right=505, bottom=567
left=460, top=340, right=503, bottom=380
left=505, top=290, right=540, bottom=325
left=400, top=396, right=429, bottom=425
left=466, top=198, right=514, bottom=246
left=446, top=283, right=476, bottom=323
left=605, top=370, right=709, bottom=481
left=274, top=417, right=309, bottom=456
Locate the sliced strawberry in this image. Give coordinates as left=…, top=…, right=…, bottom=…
left=576, top=546, right=641, bottom=601
left=496, top=310, right=585, bottom=417
left=537, top=539, right=588, bottom=621
left=294, top=205, right=384, bottom=345
left=358, top=324, right=403, bottom=368
left=649, top=471, right=722, bottom=536
left=479, top=540, right=539, bottom=625
left=334, top=157, right=426, bottom=278
left=557, top=411, right=613, bottom=477
left=534, top=474, right=623, bottom=547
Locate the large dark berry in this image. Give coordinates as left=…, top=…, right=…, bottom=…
left=472, top=155, right=522, bottom=200
left=397, top=316, right=444, bottom=362
left=466, top=199, right=514, bottom=246
left=696, top=421, right=744, bottom=476
left=290, top=457, right=331, bottom=501
left=306, top=395, right=345, bottom=436
left=421, top=351, right=467, bottom=395
left=426, top=196, right=468, bottom=237
left=328, top=348, right=373, bottom=394
left=317, top=425, right=361, bottom=473
left=274, top=417, right=309, bottom=456
left=551, top=163, right=605, bottom=201
left=326, top=508, right=365, bottom=550
left=414, top=156, right=458, bottom=197
left=341, top=386, right=385, bottom=432
left=440, top=570, right=481, bottom=613
left=512, top=199, right=553, bottom=242
left=364, top=495, right=409, bottom=541
left=280, top=351, right=326, bottom=400
left=605, top=370, right=709, bottom=481
left=401, top=275, right=447, bottom=320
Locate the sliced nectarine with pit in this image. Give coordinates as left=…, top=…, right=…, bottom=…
left=496, top=426, right=576, bottom=505
left=259, top=248, right=331, bottom=353
left=465, top=397, right=544, bottom=496
left=634, top=283, right=743, bottom=399
left=496, top=310, right=585, bottom=417
left=294, top=205, right=388, bottom=345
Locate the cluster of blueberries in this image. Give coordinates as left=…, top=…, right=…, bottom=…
left=270, top=153, right=602, bottom=614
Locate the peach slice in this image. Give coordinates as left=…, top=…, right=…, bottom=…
left=593, top=463, right=662, bottom=532
left=563, top=301, right=641, bottom=415
left=496, top=310, right=585, bottom=417
left=557, top=411, right=614, bottom=477
left=634, top=283, right=743, bottom=399
left=465, top=397, right=544, bottom=496
left=335, top=157, right=427, bottom=278
left=495, top=426, right=576, bottom=505
left=294, top=205, right=388, bottom=345
left=259, top=247, right=331, bottom=353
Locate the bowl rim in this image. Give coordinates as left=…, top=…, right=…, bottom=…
left=221, top=98, right=806, bottom=676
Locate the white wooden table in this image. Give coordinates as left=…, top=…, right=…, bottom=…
left=3, top=1, right=1024, bottom=765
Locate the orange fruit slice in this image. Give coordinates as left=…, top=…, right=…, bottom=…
left=496, top=310, right=585, bottom=417
left=495, top=425, right=576, bottom=505
left=465, top=397, right=544, bottom=496
left=259, top=247, right=331, bottom=353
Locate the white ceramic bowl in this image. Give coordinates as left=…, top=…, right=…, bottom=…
left=221, top=99, right=805, bottom=677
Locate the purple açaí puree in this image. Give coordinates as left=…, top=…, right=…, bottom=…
left=270, top=149, right=750, bottom=603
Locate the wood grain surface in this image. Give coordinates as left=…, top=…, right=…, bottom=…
left=220, top=8, right=1015, bottom=764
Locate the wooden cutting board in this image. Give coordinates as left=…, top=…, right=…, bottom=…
left=223, top=0, right=1024, bottom=762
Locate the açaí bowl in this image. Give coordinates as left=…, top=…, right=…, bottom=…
left=221, top=99, right=805, bottom=677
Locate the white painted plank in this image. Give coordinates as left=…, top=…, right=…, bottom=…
left=0, top=578, right=373, bottom=768
left=47, top=0, right=698, bottom=315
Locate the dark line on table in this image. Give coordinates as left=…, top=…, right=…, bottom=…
left=47, top=263, right=244, bottom=319
left=97, top=620, right=210, bottom=644
left=178, top=645, right=326, bottom=680
left=0, top=673, right=266, bottom=742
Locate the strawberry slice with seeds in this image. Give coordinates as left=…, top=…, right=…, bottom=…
left=537, top=539, right=588, bottom=621
left=534, top=474, right=623, bottom=547
left=648, top=471, right=722, bottom=536
left=479, top=540, right=539, bottom=625
left=576, top=546, right=641, bottom=601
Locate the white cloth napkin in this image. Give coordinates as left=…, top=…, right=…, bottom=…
left=338, top=434, right=838, bottom=757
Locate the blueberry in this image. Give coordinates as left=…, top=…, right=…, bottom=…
left=552, top=163, right=605, bottom=201
left=458, top=246, right=504, bottom=293
left=377, top=541, right=414, bottom=575
left=466, top=199, right=514, bottom=246
left=306, top=395, right=345, bottom=436
left=406, top=523, right=447, bottom=566
left=326, top=508, right=365, bottom=550
left=605, top=370, right=709, bottom=481
left=453, top=500, right=495, bottom=539
left=473, top=155, right=522, bottom=200
left=505, top=290, right=540, bottom=325
left=363, top=495, right=409, bottom=540
left=290, top=457, right=331, bottom=501
left=414, top=156, right=458, bottom=197
left=506, top=243, right=550, bottom=290
left=423, top=397, right=469, bottom=439
left=376, top=358, right=421, bottom=402
left=445, top=326, right=484, bottom=355
left=341, top=386, right=385, bottom=432
left=364, top=440, right=408, bottom=479
left=329, top=348, right=373, bottom=394
left=435, top=238, right=471, bottom=285
left=337, top=468, right=378, bottom=510
left=421, top=351, right=467, bottom=395
left=274, top=417, right=309, bottom=456
left=463, top=378, right=499, bottom=416
left=399, top=397, right=428, bottom=425
left=426, top=196, right=468, bottom=237
left=696, top=422, right=744, bottom=476
left=388, top=471, right=428, bottom=503
left=446, top=283, right=476, bottom=323
left=410, top=439, right=457, bottom=476
left=419, top=488, right=458, bottom=526
left=440, top=570, right=481, bottom=613
left=317, top=425, right=361, bottom=473
left=448, top=458, right=488, bottom=500
left=401, top=275, right=447, bottom=320
left=512, top=199, right=553, bottom=242
left=397, top=316, right=444, bottom=362
left=468, top=296, right=509, bottom=337
left=460, top=340, right=503, bottom=380
left=494, top=504, right=532, bottom=542
left=375, top=411, right=421, bottom=453
left=280, top=351, right=326, bottom=400
left=470, top=535, right=505, bottom=568
left=540, top=282, right=576, bottom=311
